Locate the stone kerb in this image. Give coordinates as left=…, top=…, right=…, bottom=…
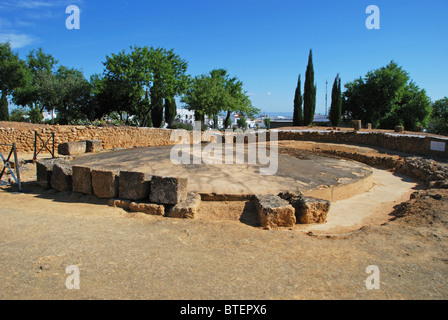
left=51, top=160, right=73, bottom=192
left=255, top=194, right=296, bottom=229
left=119, top=171, right=151, bottom=201
left=36, top=158, right=68, bottom=189
left=72, top=166, right=93, bottom=194
left=150, top=176, right=188, bottom=205
left=92, top=169, right=119, bottom=199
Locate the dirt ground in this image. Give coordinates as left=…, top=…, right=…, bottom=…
left=0, top=142, right=447, bottom=301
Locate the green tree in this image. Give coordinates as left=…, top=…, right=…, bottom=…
left=101, top=46, right=188, bottom=127
left=10, top=106, right=29, bottom=122
left=54, top=66, right=91, bottom=125
left=0, top=93, right=9, bottom=121
left=303, top=50, right=317, bottom=126
left=182, top=69, right=257, bottom=129
left=165, top=96, right=177, bottom=128
left=264, top=117, right=271, bottom=130
left=102, top=47, right=150, bottom=124
left=12, top=48, right=60, bottom=123
left=0, top=42, right=28, bottom=121
left=237, top=117, right=248, bottom=129
left=343, top=61, right=431, bottom=130
left=428, top=97, right=448, bottom=135
left=293, top=74, right=303, bottom=126
left=149, top=47, right=188, bottom=128
left=329, top=74, right=342, bottom=126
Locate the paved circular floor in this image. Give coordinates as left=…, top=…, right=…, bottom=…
left=71, top=144, right=373, bottom=196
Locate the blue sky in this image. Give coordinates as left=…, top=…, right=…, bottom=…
left=1, top=0, right=447, bottom=114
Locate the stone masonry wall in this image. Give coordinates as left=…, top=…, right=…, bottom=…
left=0, top=123, right=175, bottom=154
left=1, top=122, right=448, bottom=159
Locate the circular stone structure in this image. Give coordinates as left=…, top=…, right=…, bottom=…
left=70, top=144, right=373, bottom=201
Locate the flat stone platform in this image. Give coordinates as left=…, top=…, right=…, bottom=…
left=70, top=144, right=373, bottom=200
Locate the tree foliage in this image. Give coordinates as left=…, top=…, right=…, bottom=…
left=429, top=97, right=448, bottom=136
left=0, top=42, right=28, bottom=120
left=329, top=74, right=342, bottom=126
left=342, top=61, right=431, bottom=130
left=293, top=74, right=303, bottom=126
left=303, top=50, right=317, bottom=126
left=101, top=46, right=188, bottom=127
left=182, top=68, right=258, bottom=129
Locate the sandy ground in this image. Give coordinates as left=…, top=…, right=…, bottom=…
left=0, top=143, right=447, bottom=300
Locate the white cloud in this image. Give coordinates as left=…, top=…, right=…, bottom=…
left=266, top=92, right=273, bottom=96
left=15, top=0, right=55, bottom=9
left=0, top=0, right=83, bottom=10
left=0, top=33, right=36, bottom=49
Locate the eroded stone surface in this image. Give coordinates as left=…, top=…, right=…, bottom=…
left=92, top=169, right=119, bottom=199
left=119, top=171, right=151, bottom=201
left=129, top=202, right=165, bottom=216
left=72, top=166, right=93, bottom=194
left=255, top=194, right=296, bottom=229
left=150, top=176, right=188, bottom=205
left=58, top=141, right=86, bottom=156
left=294, top=197, right=330, bottom=224
left=167, top=193, right=201, bottom=219
left=51, top=160, right=73, bottom=192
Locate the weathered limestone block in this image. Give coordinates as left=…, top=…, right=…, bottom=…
left=36, top=158, right=66, bottom=188
left=150, top=176, right=188, bottom=205
left=72, top=166, right=93, bottom=194
left=85, top=140, right=102, bottom=153
left=167, top=193, right=201, bottom=219
left=129, top=202, right=165, bottom=216
left=108, top=199, right=131, bottom=209
left=119, top=171, right=151, bottom=201
left=295, top=197, right=330, bottom=224
left=58, top=141, right=87, bottom=155
left=92, top=169, right=119, bottom=199
left=255, top=194, right=296, bottom=229
left=51, top=160, right=73, bottom=192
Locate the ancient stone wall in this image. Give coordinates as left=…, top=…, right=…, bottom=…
left=0, top=123, right=175, bottom=154
left=1, top=122, right=448, bottom=159
left=276, top=130, right=448, bottom=159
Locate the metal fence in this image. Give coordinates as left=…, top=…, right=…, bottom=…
left=0, top=143, right=22, bottom=192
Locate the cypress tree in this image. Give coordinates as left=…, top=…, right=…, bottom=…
left=150, top=85, right=164, bottom=128
left=329, top=74, right=342, bottom=127
left=303, top=50, right=317, bottom=126
left=0, top=91, right=9, bottom=121
left=293, top=75, right=303, bottom=126
left=164, top=96, right=177, bottom=128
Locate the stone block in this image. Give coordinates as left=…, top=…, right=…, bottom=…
left=51, top=160, right=73, bottom=192
left=36, top=158, right=66, bottom=189
left=85, top=140, right=102, bottom=153
left=352, top=120, right=362, bottom=131
left=394, top=126, right=404, bottom=133
left=294, top=197, right=330, bottom=224
left=108, top=199, right=131, bottom=209
left=129, top=202, right=165, bottom=216
left=58, top=141, right=86, bottom=156
left=149, top=176, right=188, bottom=205
left=255, top=194, right=296, bottom=229
left=92, top=169, right=119, bottom=199
left=119, top=171, right=151, bottom=201
left=167, top=193, right=201, bottom=219
left=72, top=166, right=93, bottom=194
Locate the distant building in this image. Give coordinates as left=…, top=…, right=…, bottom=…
left=42, top=110, right=57, bottom=121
